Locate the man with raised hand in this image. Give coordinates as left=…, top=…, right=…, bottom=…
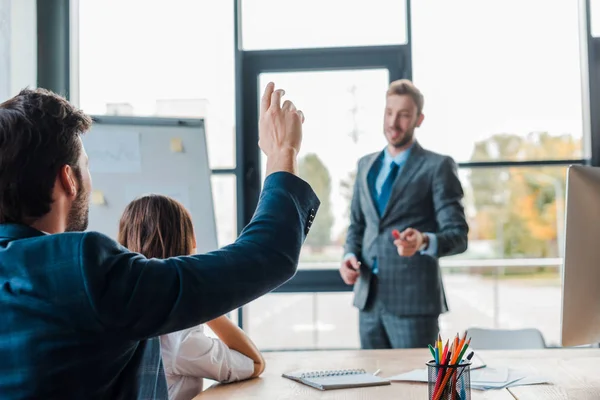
left=0, top=83, right=318, bottom=399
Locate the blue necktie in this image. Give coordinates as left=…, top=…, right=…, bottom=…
left=377, top=162, right=399, bottom=216
left=371, top=162, right=399, bottom=276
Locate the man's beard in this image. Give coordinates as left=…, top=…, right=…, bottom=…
left=390, top=127, right=415, bottom=149
left=66, top=187, right=89, bottom=232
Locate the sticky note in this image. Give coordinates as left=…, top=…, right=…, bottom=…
left=170, top=138, right=184, bottom=153
left=91, top=190, right=106, bottom=205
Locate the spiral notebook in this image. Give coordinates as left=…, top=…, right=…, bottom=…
left=282, top=368, right=391, bottom=391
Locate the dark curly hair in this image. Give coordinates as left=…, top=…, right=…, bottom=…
left=0, top=88, right=92, bottom=224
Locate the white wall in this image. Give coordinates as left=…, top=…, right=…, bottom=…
left=9, top=0, right=36, bottom=95
left=0, top=0, right=36, bottom=100
left=0, top=0, right=10, bottom=100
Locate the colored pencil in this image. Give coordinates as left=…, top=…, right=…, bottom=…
left=429, top=344, right=437, bottom=362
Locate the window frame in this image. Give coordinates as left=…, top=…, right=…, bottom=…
left=48, top=0, right=598, bottom=340
left=233, top=0, right=594, bottom=333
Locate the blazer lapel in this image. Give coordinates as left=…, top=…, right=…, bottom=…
left=382, top=142, right=426, bottom=220
left=361, top=152, right=383, bottom=220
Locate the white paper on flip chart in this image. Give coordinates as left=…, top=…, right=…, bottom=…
left=124, top=184, right=192, bottom=212
left=85, top=131, right=142, bottom=174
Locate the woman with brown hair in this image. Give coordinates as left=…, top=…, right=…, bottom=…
left=118, top=194, right=265, bottom=400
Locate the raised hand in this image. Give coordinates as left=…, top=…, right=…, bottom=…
left=259, top=82, right=305, bottom=176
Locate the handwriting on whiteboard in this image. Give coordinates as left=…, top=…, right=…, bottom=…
left=84, top=131, right=142, bottom=173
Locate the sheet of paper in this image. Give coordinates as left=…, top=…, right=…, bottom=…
left=470, top=353, right=486, bottom=370
left=91, top=190, right=106, bottom=205
left=386, top=369, right=428, bottom=382
left=471, top=367, right=509, bottom=383
left=84, top=131, right=142, bottom=173
left=471, top=369, right=548, bottom=390
left=386, top=366, right=548, bottom=391
left=124, top=184, right=191, bottom=212
left=170, top=137, right=184, bottom=153
left=502, top=368, right=548, bottom=387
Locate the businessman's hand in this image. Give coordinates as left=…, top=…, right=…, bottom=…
left=260, top=82, right=305, bottom=176
left=340, top=255, right=361, bottom=285
left=394, top=228, right=426, bottom=257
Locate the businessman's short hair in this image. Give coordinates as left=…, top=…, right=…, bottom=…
left=0, top=88, right=92, bottom=224
left=387, top=79, right=424, bottom=115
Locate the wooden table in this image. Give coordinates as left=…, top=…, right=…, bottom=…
left=197, top=348, right=600, bottom=399
left=489, top=349, right=600, bottom=399
left=194, top=349, right=600, bottom=399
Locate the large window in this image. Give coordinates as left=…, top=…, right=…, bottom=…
left=77, top=0, right=235, bottom=169
left=443, top=166, right=567, bottom=346
left=409, top=0, right=580, bottom=348
left=456, top=166, right=567, bottom=260
left=243, top=1, right=582, bottom=350
left=592, top=0, right=600, bottom=37
left=245, top=292, right=359, bottom=350
left=77, top=0, right=238, bottom=253
left=411, top=0, right=585, bottom=163
left=0, top=0, right=8, bottom=101
left=440, top=263, right=561, bottom=346
left=71, top=0, right=591, bottom=350
left=249, top=158, right=569, bottom=349
left=257, top=69, right=390, bottom=267
left=210, top=175, right=237, bottom=248
left=241, top=0, right=407, bottom=50
left=247, top=259, right=563, bottom=351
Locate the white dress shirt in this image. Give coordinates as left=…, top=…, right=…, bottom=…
left=160, top=324, right=255, bottom=400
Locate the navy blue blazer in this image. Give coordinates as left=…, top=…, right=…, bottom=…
left=0, top=172, right=319, bottom=399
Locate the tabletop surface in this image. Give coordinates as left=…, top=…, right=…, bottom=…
left=192, top=348, right=600, bottom=399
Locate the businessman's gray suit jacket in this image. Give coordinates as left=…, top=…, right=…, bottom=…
left=344, top=142, right=468, bottom=317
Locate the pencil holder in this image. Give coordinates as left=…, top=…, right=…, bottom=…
left=426, top=361, right=471, bottom=400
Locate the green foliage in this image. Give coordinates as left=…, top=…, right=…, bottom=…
left=299, top=153, right=334, bottom=249
left=467, top=132, right=580, bottom=257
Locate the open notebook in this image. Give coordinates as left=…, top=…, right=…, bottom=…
left=282, top=368, right=391, bottom=391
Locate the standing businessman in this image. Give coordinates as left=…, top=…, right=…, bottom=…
left=340, top=79, right=468, bottom=349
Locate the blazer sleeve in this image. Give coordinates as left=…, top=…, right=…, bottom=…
left=432, top=156, right=469, bottom=257
left=78, top=172, right=320, bottom=339
left=344, top=160, right=366, bottom=258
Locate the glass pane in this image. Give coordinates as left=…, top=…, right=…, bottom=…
left=245, top=293, right=359, bottom=350
left=241, top=0, right=407, bottom=50
left=246, top=164, right=566, bottom=349
left=456, top=166, right=566, bottom=260
left=440, top=262, right=561, bottom=347
left=244, top=269, right=561, bottom=350
left=592, top=0, right=600, bottom=37
left=440, top=267, right=494, bottom=338
left=412, top=0, right=585, bottom=162
left=258, top=69, right=390, bottom=268
left=0, top=0, right=7, bottom=101
left=444, top=166, right=566, bottom=346
left=210, top=175, right=237, bottom=248
left=78, top=0, right=235, bottom=169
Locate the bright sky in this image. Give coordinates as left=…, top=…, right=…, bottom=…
left=78, top=0, right=586, bottom=242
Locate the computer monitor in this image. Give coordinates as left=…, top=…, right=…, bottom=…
left=561, top=165, right=600, bottom=347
